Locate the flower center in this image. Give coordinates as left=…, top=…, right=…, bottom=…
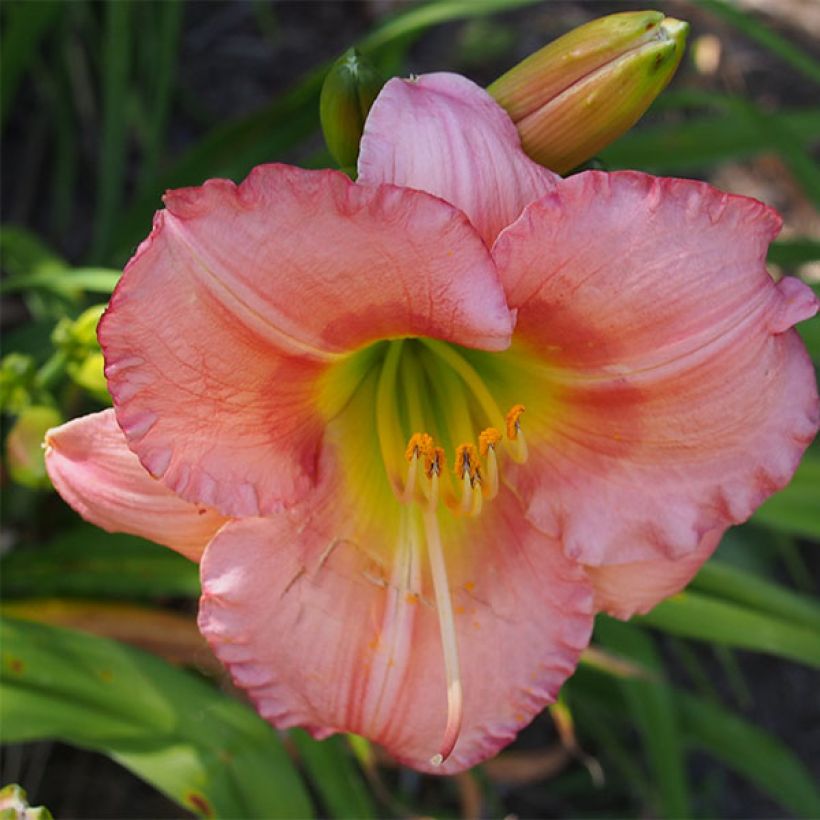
left=320, top=338, right=530, bottom=765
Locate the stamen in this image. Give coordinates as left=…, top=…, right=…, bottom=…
left=479, top=428, right=501, bottom=500
left=505, top=404, right=529, bottom=464
left=454, top=443, right=479, bottom=515
left=478, top=427, right=502, bottom=455
left=471, top=475, right=484, bottom=516
left=427, top=446, right=446, bottom=479
left=505, top=404, right=526, bottom=439
left=404, top=433, right=433, bottom=503
left=405, top=432, right=433, bottom=463
left=423, top=489, right=463, bottom=767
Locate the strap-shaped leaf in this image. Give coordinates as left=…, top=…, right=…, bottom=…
left=0, top=617, right=314, bottom=819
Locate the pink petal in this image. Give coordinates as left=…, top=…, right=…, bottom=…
left=45, top=410, right=226, bottom=561
left=198, top=463, right=594, bottom=774
left=358, top=73, right=558, bottom=247
left=100, top=165, right=512, bottom=518
left=587, top=529, right=724, bottom=619
left=494, top=171, right=819, bottom=565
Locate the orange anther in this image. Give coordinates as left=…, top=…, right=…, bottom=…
left=405, top=432, right=434, bottom=462
left=454, top=443, right=479, bottom=480
left=505, top=404, right=526, bottom=440
left=426, top=446, right=446, bottom=478
left=478, top=427, right=502, bottom=456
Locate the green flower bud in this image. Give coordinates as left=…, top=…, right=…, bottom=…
left=0, top=353, right=38, bottom=414
left=52, top=304, right=110, bottom=403
left=488, top=11, right=689, bottom=174
left=320, top=48, right=384, bottom=169
left=5, top=405, right=63, bottom=490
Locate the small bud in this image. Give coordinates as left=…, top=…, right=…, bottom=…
left=5, top=405, right=63, bottom=490
left=0, top=353, right=38, bottom=414
left=320, top=48, right=384, bottom=169
left=488, top=11, right=689, bottom=174
left=52, top=305, right=110, bottom=402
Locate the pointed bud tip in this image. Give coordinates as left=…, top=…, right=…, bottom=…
left=489, top=10, right=690, bottom=174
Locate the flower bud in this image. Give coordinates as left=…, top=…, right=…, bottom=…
left=5, top=405, right=63, bottom=490
left=52, top=305, right=109, bottom=402
left=0, top=353, right=38, bottom=414
left=320, top=48, right=384, bottom=169
left=488, top=11, right=689, bottom=174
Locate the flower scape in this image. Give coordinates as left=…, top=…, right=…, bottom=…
left=44, top=72, right=819, bottom=774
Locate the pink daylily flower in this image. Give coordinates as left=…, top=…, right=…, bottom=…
left=45, top=73, right=818, bottom=774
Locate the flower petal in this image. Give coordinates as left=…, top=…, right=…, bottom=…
left=100, top=165, right=512, bottom=517
left=586, top=529, right=724, bottom=619
left=494, top=171, right=819, bottom=565
left=45, top=410, right=226, bottom=561
left=358, top=73, right=557, bottom=246
left=198, top=464, right=594, bottom=774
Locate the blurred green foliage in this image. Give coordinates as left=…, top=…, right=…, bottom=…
left=1, top=0, right=818, bottom=817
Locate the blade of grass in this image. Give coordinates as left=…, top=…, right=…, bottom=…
left=291, top=730, right=376, bottom=819
left=1, top=617, right=314, bottom=819
left=574, top=662, right=820, bottom=817
left=698, top=0, right=820, bottom=85
left=0, top=0, right=63, bottom=128
left=0, top=526, right=199, bottom=600
left=138, top=0, right=184, bottom=193
left=90, top=1, right=132, bottom=263
left=601, top=107, right=820, bottom=172
left=691, top=558, right=820, bottom=630
left=679, top=689, right=820, bottom=816
left=110, top=0, right=546, bottom=260
left=594, top=618, right=691, bottom=819
left=637, top=590, right=820, bottom=667
left=50, top=29, right=81, bottom=242
left=0, top=268, right=121, bottom=296
left=752, top=450, right=820, bottom=539
left=768, top=238, right=820, bottom=268
left=358, top=0, right=543, bottom=52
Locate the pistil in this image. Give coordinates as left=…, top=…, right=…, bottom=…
left=424, top=470, right=463, bottom=767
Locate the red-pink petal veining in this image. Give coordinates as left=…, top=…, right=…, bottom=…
left=100, top=164, right=513, bottom=518
left=494, top=171, right=819, bottom=566
left=198, top=457, right=594, bottom=775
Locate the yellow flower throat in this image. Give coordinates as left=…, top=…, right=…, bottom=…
left=320, top=337, right=529, bottom=765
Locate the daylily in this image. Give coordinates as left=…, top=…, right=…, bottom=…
left=45, top=73, right=818, bottom=774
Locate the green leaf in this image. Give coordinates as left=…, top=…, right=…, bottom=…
left=637, top=590, right=820, bottom=667
left=698, top=0, right=820, bottom=85
left=601, top=107, right=820, bottom=173
left=357, top=0, right=543, bottom=53
left=0, top=226, right=66, bottom=276
left=91, top=1, right=133, bottom=261
left=291, top=730, right=376, bottom=819
left=0, top=617, right=314, bottom=819
left=691, top=559, right=820, bottom=631
left=768, top=238, right=820, bottom=268
left=573, top=661, right=820, bottom=817
left=110, top=0, right=546, bottom=259
left=0, top=1, right=63, bottom=128
left=797, top=316, right=820, bottom=366
left=678, top=690, right=820, bottom=817
left=137, top=0, right=185, bottom=193
left=1, top=525, right=199, bottom=599
left=752, top=451, right=820, bottom=539
left=594, top=618, right=690, bottom=818
left=0, top=268, right=121, bottom=297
